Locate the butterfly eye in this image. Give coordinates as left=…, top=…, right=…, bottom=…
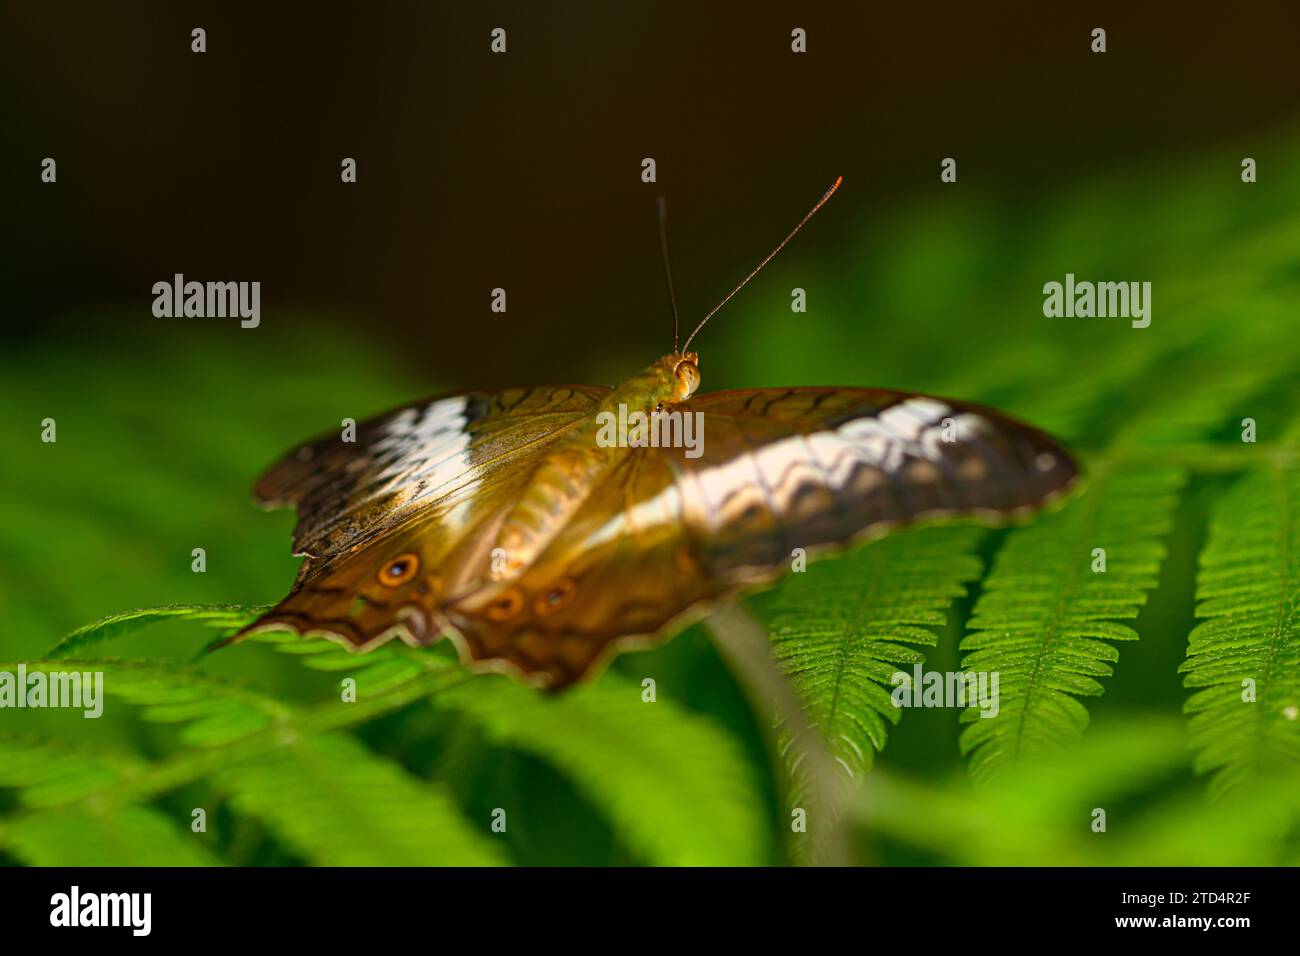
left=534, top=578, right=577, bottom=616
left=486, top=587, right=525, bottom=621
left=377, top=552, right=420, bottom=587
left=674, top=361, right=701, bottom=400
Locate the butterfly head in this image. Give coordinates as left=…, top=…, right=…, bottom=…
left=670, top=351, right=700, bottom=400
left=650, top=352, right=699, bottom=403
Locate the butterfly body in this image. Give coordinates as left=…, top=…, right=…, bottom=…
left=234, top=350, right=1078, bottom=690
left=486, top=352, right=699, bottom=581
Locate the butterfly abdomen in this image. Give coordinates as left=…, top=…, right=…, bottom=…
left=491, top=445, right=612, bottom=578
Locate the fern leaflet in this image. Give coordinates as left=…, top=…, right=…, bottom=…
left=957, top=346, right=1289, bottom=782
left=1181, top=443, right=1300, bottom=798
left=217, top=732, right=505, bottom=866
left=47, top=603, right=266, bottom=659
left=755, top=526, right=984, bottom=790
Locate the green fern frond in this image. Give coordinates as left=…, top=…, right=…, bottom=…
left=1181, top=450, right=1300, bottom=799
left=1103, top=774, right=1300, bottom=866
left=0, top=737, right=218, bottom=866
left=3, top=804, right=219, bottom=867
left=20, top=632, right=765, bottom=866
left=0, top=660, right=501, bottom=865
left=958, top=466, right=1183, bottom=782
left=9, top=658, right=283, bottom=747
left=957, top=344, right=1291, bottom=783
left=216, top=732, right=505, bottom=866
left=0, top=736, right=138, bottom=807
left=47, top=603, right=266, bottom=659
left=755, top=526, right=985, bottom=789
left=861, top=715, right=1192, bottom=865
left=859, top=714, right=1300, bottom=866
left=432, top=672, right=770, bottom=865
left=244, top=627, right=770, bottom=865
left=248, top=631, right=433, bottom=696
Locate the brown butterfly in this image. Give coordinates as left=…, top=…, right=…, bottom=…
left=231, top=178, right=1078, bottom=689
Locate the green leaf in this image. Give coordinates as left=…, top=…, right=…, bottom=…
left=0, top=659, right=501, bottom=866
left=957, top=341, right=1291, bottom=784
left=1181, top=447, right=1300, bottom=799
left=7, top=659, right=283, bottom=747
left=0, top=740, right=217, bottom=867
left=217, top=732, right=505, bottom=866
left=434, top=672, right=769, bottom=865
left=858, top=714, right=1300, bottom=865
left=756, top=525, right=985, bottom=786
left=253, top=632, right=770, bottom=865
left=3, top=804, right=220, bottom=866
left=0, top=736, right=139, bottom=807
left=958, top=466, right=1183, bottom=782
left=0, top=654, right=499, bottom=866
left=47, top=603, right=266, bottom=659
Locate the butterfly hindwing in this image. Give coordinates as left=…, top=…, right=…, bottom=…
left=443, top=448, right=706, bottom=686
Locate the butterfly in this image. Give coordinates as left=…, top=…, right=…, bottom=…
left=230, top=178, right=1079, bottom=689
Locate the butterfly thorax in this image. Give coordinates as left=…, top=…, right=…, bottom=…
left=487, top=353, right=700, bottom=581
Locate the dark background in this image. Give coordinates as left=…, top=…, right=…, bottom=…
left=3, top=2, right=1300, bottom=867
left=5, top=2, right=1299, bottom=384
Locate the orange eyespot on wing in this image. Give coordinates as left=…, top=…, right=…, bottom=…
left=484, top=587, right=526, bottom=621
left=378, top=552, right=420, bottom=587
left=534, top=578, right=576, bottom=616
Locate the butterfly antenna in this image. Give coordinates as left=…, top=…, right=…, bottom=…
left=681, top=175, right=842, bottom=353
left=657, top=195, right=681, bottom=352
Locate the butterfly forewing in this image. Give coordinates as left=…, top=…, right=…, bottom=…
left=254, top=385, right=611, bottom=565
left=670, top=387, right=1078, bottom=582
left=237, top=385, right=609, bottom=650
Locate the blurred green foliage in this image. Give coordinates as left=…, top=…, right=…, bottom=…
left=2, top=132, right=1299, bottom=865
